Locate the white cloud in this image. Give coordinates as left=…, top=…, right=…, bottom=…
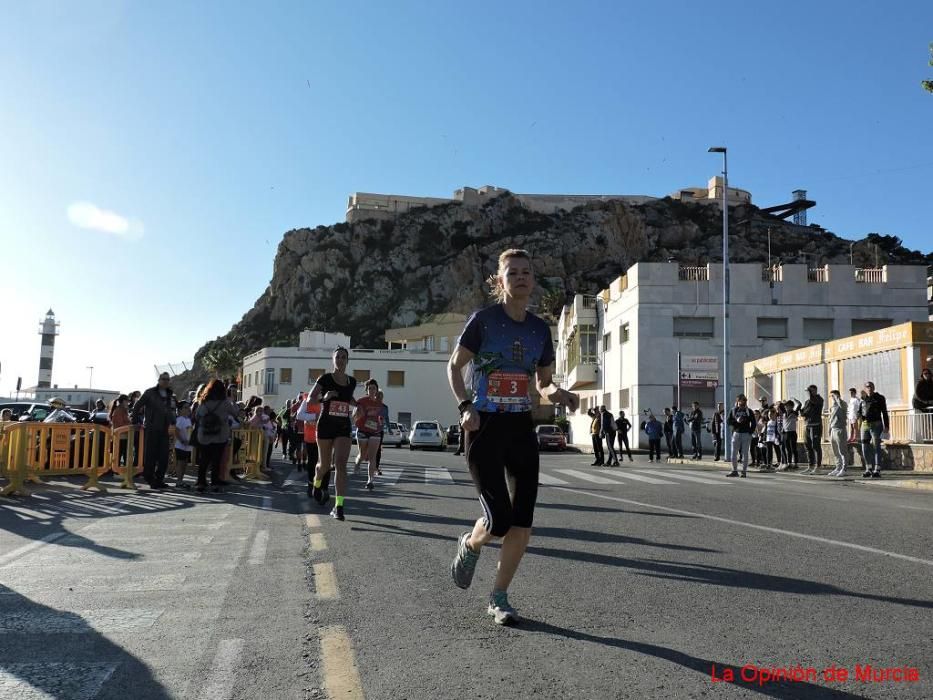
left=67, top=201, right=144, bottom=240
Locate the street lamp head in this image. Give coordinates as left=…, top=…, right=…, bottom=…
left=708, top=146, right=727, bottom=153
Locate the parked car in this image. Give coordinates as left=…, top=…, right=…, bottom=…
left=409, top=420, right=447, bottom=450
left=535, top=424, right=567, bottom=451
left=446, top=423, right=461, bottom=446
left=17, top=404, right=92, bottom=423
left=382, top=422, right=404, bottom=448
left=0, top=402, right=34, bottom=420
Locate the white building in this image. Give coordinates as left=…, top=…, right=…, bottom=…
left=557, top=263, right=930, bottom=449
left=240, top=330, right=457, bottom=429
left=33, top=386, right=121, bottom=410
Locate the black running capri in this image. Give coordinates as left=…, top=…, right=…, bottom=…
left=317, top=417, right=352, bottom=440
left=465, top=411, right=539, bottom=537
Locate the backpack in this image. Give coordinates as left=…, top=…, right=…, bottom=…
left=200, top=403, right=224, bottom=436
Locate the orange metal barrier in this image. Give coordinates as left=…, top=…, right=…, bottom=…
left=0, top=422, right=109, bottom=496
left=0, top=420, right=14, bottom=479
left=229, top=428, right=267, bottom=480
left=111, top=425, right=146, bottom=489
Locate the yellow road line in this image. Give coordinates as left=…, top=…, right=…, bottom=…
left=320, top=625, right=365, bottom=699
left=308, top=532, right=327, bottom=552
left=313, top=562, right=339, bottom=600
left=305, top=514, right=322, bottom=528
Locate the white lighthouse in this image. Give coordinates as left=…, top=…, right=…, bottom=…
left=37, top=309, right=59, bottom=389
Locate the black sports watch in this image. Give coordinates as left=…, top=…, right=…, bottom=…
left=457, top=399, right=474, bottom=415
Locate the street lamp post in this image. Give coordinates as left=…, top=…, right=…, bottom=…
left=708, top=147, right=730, bottom=459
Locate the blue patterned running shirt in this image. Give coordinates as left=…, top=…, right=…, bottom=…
left=457, top=304, right=555, bottom=413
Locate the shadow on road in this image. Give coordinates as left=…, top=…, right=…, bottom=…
left=520, top=618, right=870, bottom=699
left=0, top=583, right=172, bottom=699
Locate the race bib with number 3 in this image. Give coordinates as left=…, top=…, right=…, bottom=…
left=486, top=371, right=530, bottom=405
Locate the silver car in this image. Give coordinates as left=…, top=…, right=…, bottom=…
left=409, top=420, right=447, bottom=451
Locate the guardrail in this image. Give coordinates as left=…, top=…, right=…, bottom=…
left=678, top=266, right=709, bottom=282
left=855, top=268, right=885, bottom=283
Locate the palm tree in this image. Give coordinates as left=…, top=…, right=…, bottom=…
left=202, top=345, right=241, bottom=383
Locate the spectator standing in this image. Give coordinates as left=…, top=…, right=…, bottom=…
left=763, top=409, right=779, bottom=471
left=827, top=390, right=848, bottom=477
left=726, top=394, right=756, bottom=477
left=588, top=408, right=604, bottom=466
left=195, top=380, right=239, bottom=492
left=599, top=406, right=619, bottom=466
left=913, top=368, right=933, bottom=412
left=109, top=395, right=131, bottom=467
left=777, top=399, right=801, bottom=471
left=710, top=403, right=724, bottom=461
left=662, top=408, right=675, bottom=459
left=688, top=402, right=704, bottom=459
left=131, top=373, right=177, bottom=489
left=174, top=402, right=193, bottom=488
left=643, top=413, right=663, bottom=462
left=800, top=385, right=825, bottom=474
left=847, top=387, right=862, bottom=444
left=671, top=406, right=686, bottom=458
left=614, top=411, right=633, bottom=462
left=860, top=381, right=889, bottom=478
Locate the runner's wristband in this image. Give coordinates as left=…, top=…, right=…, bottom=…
left=457, top=400, right=474, bottom=415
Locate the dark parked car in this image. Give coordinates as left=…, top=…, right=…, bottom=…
left=535, top=424, right=567, bottom=451
left=446, top=424, right=460, bottom=445
left=0, top=402, right=34, bottom=420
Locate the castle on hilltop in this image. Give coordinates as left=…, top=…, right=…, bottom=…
left=345, top=178, right=754, bottom=223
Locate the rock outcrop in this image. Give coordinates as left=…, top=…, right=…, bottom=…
left=185, top=193, right=931, bottom=388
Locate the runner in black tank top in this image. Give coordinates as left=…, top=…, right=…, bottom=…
left=308, top=346, right=358, bottom=520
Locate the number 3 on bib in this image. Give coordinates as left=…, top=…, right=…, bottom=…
left=487, top=371, right=529, bottom=406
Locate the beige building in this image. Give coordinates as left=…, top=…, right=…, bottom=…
left=384, top=313, right=466, bottom=352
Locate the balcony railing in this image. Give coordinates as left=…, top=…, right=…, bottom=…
left=762, top=265, right=783, bottom=282
left=807, top=266, right=829, bottom=283
left=678, top=266, right=709, bottom=282
left=855, top=268, right=886, bottom=284
left=581, top=296, right=597, bottom=309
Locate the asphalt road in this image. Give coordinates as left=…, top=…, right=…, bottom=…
left=1, top=446, right=931, bottom=699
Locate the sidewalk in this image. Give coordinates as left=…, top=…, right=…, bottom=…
left=662, top=455, right=933, bottom=492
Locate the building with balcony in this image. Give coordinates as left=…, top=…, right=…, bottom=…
left=556, top=263, right=929, bottom=449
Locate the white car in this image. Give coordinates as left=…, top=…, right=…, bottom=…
left=409, top=420, right=447, bottom=450
left=382, top=422, right=405, bottom=448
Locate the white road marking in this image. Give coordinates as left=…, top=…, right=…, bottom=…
left=600, top=470, right=677, bottom=485
left=200, top=638, right=245, bottom=700
left=633, top=470, right=730, bottom=486
left=378, top=468, right=403, bottom=486
left=248, top=529, right=268, bottom=566
left=282, top=469, right=306, bottom=486
left=557, top=486, right=933, bottom=567
left=424, top=468, right=454, bottom=484
left=0, top=532, right=68, bottom=568
left=308, top=533, right=327, bottom=552
left=261, top=495, right=272, bottom=510
left=305, top=514, right=322, bottom=528
left=538, top=473, right=571, bottom=485
left=0, top=663, right=117, bottom=700
left=555, top=469, right=632, bottom=485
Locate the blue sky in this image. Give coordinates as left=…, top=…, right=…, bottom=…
left=1, top=0, right=931, bottom=396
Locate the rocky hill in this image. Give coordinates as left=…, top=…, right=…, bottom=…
left=185, top=192, right=931, bottom=388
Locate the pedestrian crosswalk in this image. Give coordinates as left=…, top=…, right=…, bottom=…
left=282, top=464, right=742, bottom=490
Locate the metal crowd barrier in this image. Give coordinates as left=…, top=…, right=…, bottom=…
left=0, top=423, right=268, bottom=496
left=1, top=423, right=110, bottom=496
left=229, top=428, right=267, bottom=480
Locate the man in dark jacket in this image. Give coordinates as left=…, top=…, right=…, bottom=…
left=800, top=385, right=825, bottom=474
left=860, top=381, right=889, bottom=477
left=599, top=406, right=619, bottom=466
left=688, top=402, right=704, bottom=459
left=726, top=394, right=756, bottom=477
left=711, top=403, right=725, bottom=461
left=662, top=408, right=675, bottom=458
left=131, top=372, right=177, bottom=488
